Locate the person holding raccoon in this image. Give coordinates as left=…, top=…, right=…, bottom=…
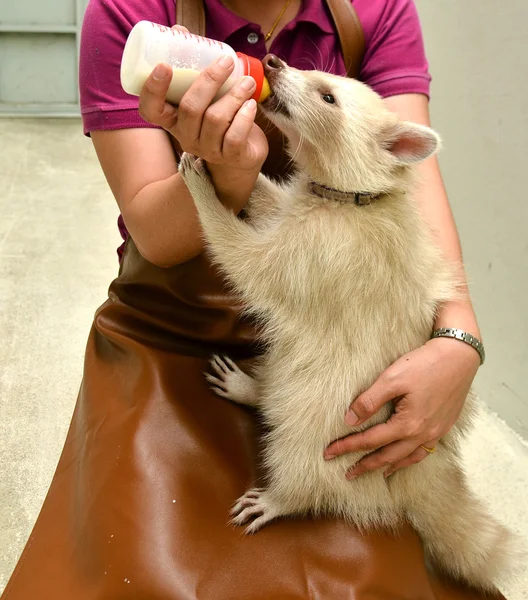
left=3, top=1, right=511, bottom=600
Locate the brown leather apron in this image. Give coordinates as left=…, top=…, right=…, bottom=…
left=1, top=1, right=507, bottom=599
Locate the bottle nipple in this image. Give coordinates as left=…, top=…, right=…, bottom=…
left=259, top=77, right=271, bottom=103
left=236, top=52, right=272, bottom=104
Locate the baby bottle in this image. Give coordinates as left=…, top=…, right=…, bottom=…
left=121, top=21, right=271, bottom=105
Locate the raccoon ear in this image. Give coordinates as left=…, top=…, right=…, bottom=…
left=384, top=121, right=440, bottom=165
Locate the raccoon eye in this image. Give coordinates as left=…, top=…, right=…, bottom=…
left=322, top=93, right=335, bottom=104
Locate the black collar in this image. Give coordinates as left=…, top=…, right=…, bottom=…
left=309, top=181, right=381, bottom=206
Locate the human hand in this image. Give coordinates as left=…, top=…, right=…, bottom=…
left=324, top=337, right=480, bottom=478
left=138, top=27, right=268, bottom=174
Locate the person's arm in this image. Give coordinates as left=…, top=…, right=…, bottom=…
left=92, top=55, right=268, bottom=267
left=92, top=129, right=259, bottom=267
left=325, top=93, right=481, bottom=475
left=80, top=3, right=265, bottom=266
left=383, top=93, right=480, bottom=338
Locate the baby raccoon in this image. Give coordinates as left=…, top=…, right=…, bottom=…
left=179, top=55, right=518, bottom=592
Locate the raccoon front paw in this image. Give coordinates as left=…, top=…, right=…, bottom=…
left=230, top=488, right=282, bottom=534
left=178, top=152, right=202, bottom=177
left=205, top=355, right=258, bottom=406
left=179, top=153, right=217, bottom=206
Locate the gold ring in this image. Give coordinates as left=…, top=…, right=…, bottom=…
left=420, top=444, right=436, bottom=454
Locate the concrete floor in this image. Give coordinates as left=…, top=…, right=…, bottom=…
left=0, top=119, right=527, bottom=598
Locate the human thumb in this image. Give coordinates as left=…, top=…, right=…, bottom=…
left=345, top=372, right=400, bottom=426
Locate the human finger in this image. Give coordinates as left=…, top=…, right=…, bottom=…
left=323, top=421, right=403, bottom=459
left=345, top=438, right=419, bottom=479
left=345, top=372, right=402, bottom=427
left=222, top=99, right=259, bottom=160
left=199, top=77, right=256, bottom=161
left=171, top=25, right=189, bottom=33
left=175, top=55, right=235, bottom=151
left=138, top=63, right=178, bottom=129
left=383, top=439, right=439, bottom=477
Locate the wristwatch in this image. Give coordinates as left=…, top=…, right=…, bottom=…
left=431, top=327, right=485, bottom=365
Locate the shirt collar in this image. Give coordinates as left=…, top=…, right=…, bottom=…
left=203, top=0, right=335, bottom=42
left=295, top=0, right=334, bottom=34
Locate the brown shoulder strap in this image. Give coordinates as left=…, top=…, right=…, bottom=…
left=325, top=0, right=365, bottom=78
left=176, top=0, right=364, bottom=79
left=176, top=0, right=206, bottom=36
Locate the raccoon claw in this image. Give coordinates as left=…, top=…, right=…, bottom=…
left=204, top=372, right=229, bottom=398
left=211, top=354, right=237, bottom=374
left=230, top=488, right=280, bottom=534
left=178, top=152, right=202, bottom=176
left=206, top=355, right=257, bottom=405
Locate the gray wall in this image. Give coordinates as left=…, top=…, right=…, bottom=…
left=0, top=0, right=88, bottom=115
left=415, top=0, right=528, bottom=437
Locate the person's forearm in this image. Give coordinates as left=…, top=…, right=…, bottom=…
left=206, top=162, right=260, bottom=207
left=416, top=156, right=481, bottom=339
left=384, top=94, right=481, bottom=339
left=125, top=165, right=258, bottom=267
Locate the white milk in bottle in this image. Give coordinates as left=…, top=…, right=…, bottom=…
left=121, top=21, right=270, bottom=105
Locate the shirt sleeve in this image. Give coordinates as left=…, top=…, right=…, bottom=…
left=355, top=0, right=431, bottom=99
left=79, top=0, right=175, bottom=135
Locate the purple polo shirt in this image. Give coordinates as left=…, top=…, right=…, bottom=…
left=79, top=0, right=431, bottom=257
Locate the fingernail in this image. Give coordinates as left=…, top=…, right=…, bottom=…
left=217, top=55, right=234, bottom=68
left=239, top=76, right=256, bottom=91
left=344, top=410, right=359, bottom=426
left=241, top=99, right=257, bottom=113
left=152, top=64, right=167, bottom=81
left=346, top=469, right=358, bottom=480
left=323, top=452, right=336, bottom=461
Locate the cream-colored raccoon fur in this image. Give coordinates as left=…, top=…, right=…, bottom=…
left=179, top=62, right=518, bottom=591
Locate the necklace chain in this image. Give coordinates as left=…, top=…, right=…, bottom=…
left=264, top=0, right=293, bottom=42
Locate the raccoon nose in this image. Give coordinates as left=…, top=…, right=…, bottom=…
left=263, top=54, right=285, bottom=74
